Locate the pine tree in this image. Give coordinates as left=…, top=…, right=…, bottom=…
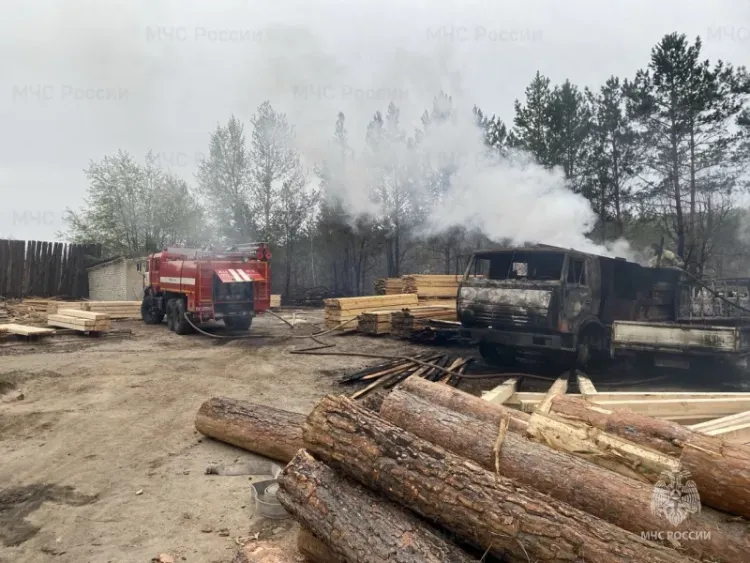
left=546, top=80, right=592, bottom=192
left=586, top=76, right=639, bottom=239
left=625, top=33, right=749, bottom=271
left=513, top=71, right=554, bottom=166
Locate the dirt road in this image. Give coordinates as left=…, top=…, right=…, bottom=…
left=0, top=309, right=423, bottom=563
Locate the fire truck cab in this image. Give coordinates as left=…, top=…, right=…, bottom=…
left=140, top=243, right=272, bottom=334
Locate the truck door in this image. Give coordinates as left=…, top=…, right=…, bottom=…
left=563, top=255, right=594, bottom=329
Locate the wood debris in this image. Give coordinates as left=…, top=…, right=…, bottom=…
left=390, top=306, right=457, bottom=338
left=338, top=352, right=472, bottom=398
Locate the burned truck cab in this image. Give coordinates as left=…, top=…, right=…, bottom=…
left=458, top=246, right=608, bottom=366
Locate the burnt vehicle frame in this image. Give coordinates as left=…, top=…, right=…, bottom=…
left=458, top=245, right=680, bottom=366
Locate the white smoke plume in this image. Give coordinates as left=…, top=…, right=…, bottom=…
left=244, top=25, right=634, bottom=259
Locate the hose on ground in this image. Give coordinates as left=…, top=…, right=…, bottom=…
left=184, top=309, right=471, bottom=379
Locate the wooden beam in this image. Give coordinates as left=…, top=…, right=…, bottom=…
left=690, top=411, right=750, bottom=444
left=481, top=378, right=518, bottom=405
left=575, top=372, right=597, bottom=398
left=508, top=391, right=750, bottom=404
left=537, top=376, right=569, bottom=413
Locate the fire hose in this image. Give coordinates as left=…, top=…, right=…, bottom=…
left=182, top=310, right=488, bottom=380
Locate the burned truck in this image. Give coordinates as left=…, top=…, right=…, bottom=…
left=458, top=245, right=680, bottom=367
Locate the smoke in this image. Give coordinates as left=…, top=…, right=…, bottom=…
left=240, top=25, right=635, bottom=259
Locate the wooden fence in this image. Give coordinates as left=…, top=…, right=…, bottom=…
left=0, top=240, right=102, bottom=299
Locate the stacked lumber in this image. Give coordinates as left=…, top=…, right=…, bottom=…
left=323, top=293, right=418, bottom=331
left=339, top=352, right=473, bottom=398
left=402, top=274, right=463, bottom=299
left=47, top=300, right=141, bottom=319
left=48, top=308, right=111, bottom=332
left=200, top=385, right=743, bottom=563
left=373, top=277, right=403, bottom=295
left=270, top=294, right=281, bottom=308
left=390, top=305, right=457, bottom=338
left=357, top=310, right=395, bottom=335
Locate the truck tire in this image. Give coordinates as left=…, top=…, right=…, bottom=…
left=224, top=316, right=252, bottom=332
left=479, top=342, right=516, bottom=367
left=166, top=300, right=176, bottom=331
left=141, top=295, right=164, bottom=325
left=173, top=299, right=194, bottom=335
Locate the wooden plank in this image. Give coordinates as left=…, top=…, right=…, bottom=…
left=507, top=391, right=750, bottom=404
left=690, top=410, right=750, bottom=431
left=481, top=378, right=518, bottom=405
left=537, top=376, right=569, bottom=413
left=0, top=323, right=56, bottom=336
left=47, top=316, right=110, bottom=331
left=57, top=309, right=110, bottom=321
left=576, top=372, right=597, bottom=398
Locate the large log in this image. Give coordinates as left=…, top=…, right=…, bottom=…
left=304, top=395, right=695, bottom=563
left=297, top=528, right=341, bottom=563
left=276, top=450, right=476, bottom=563
left=550, top=395, right=750, bottom=518
left=380, top=388, right=750, bottom=563
left=397, top=375, right=530, bottom=431
left=681, top=432, right=750, bottom=520
left=195, top=397, right=304, bottom=463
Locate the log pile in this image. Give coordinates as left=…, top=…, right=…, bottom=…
left=197, top=377, right=750, bottom=563
left=48, top=308, right=111, bottom=332
left=390, top=305, right=457, bottom=338
left=323, top=294, right=418, bottom=331
left=338, top=352, right=472, bottom=398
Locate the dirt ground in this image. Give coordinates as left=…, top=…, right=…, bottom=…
left=2, top=308, right=749, bottom=563
left=0, top=308, right=430, bottom=563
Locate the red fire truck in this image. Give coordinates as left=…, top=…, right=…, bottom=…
left=140, top=243, right=272, bottom=334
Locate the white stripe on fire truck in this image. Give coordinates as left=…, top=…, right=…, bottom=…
left=159, top=277, right=195, bottom=285
left=227, top=269, right=243, bottom=282
left=237, top=269, right=252, bottom=282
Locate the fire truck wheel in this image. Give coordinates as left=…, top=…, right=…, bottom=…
left=166, top=300, right=176, bottom=331
left=173, top=299, right=194, bottom=335
left=224, top=316, right=252, bottom=332
left=141, top=296, right=164, bottom=325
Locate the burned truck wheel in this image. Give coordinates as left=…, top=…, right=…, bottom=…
left=141, top=295, right=164, bottom=325
left=173, top=299, right=194, bottom=335
left=224, top=316, right=252, bottom=332
left=479, top=342, right=516, bottom=367
left=575, top=324, right=608, bottom=370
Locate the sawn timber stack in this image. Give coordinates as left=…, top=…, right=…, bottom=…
left=323, top=293, right=418, bottom=331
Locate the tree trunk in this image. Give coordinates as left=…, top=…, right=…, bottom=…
left=396, top=375, right=530, bottom=432
left=297, top=528, right=341, bottom=563
left=380, top=389, right=750, bottom=563
left=277, top=450, right=475, bottom=563
left=549, top=395, right=750, bottom=518
left=195, top=397, right=304, bottom=463
left=549, top=395, right=691, bottom=456
left=304, top=395, right=694, bottom=563
left=681, top=432, right=750, bottom=520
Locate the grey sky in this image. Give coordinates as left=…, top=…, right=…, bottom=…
left=1, top=0, right=747, bottom=241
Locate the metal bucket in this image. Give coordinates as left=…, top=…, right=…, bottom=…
left=250, top=478, right=289, bottom=520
